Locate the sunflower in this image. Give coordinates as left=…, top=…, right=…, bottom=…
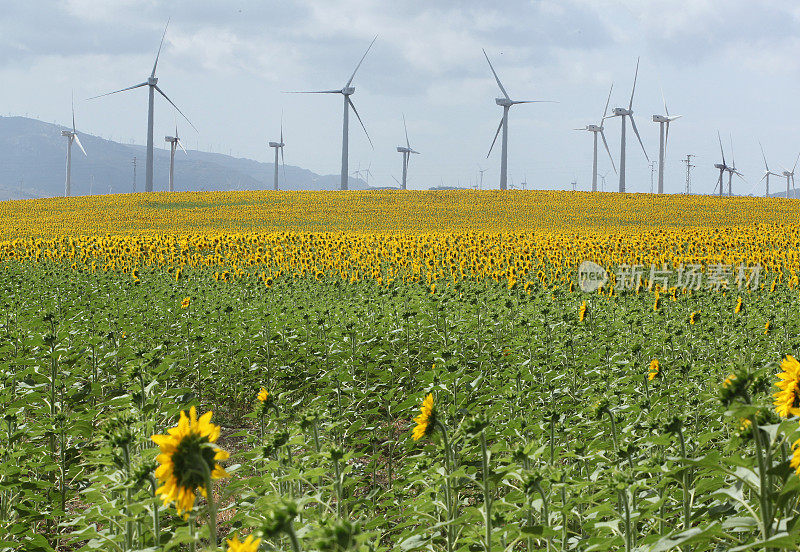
left=578, top=301, right=587, bottom=322
left=181, top=297, right=191, bottom=309
left=257, top=387, right=269, bottom=402
left=689, top=311, right=700, bottom=325
left=412, top=393, right=437, bottom=441
left=774, top=355, right=800, bottom=418
left=226, top=534, right=262, bottom=552
left=791, top=436, right=800, bottom=477
left=764, top=321, right=771, bottom=335
left=734, top=296, right=743, bottom=314
left=151, top=406, right=230, bottom=517
left=647, top=359, right=660, bottom=381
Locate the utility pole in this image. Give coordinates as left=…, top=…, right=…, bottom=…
left=683, top=154, right=696, bottom=194
left=649, top=161, right=657, bottom=194
left=132, top=157, right=137, bottom=192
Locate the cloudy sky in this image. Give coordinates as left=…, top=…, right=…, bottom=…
left=2, top=0, right=799, bottom=193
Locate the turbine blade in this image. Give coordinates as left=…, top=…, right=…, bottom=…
left=665, top=121, right=670, bottom=157
left=482, top=49, right=510, bottom=100
left=410, top=149, right=421, bottom=154
left=629, top=57, right=640, bottom=111
left=601, top=83, right=613, bottom=122
left=760, top=172, right=767, bottom=182
left=87, top=82, right=148, bottom=100
left=280, top=111, right=284, bottom=144
left=718, top=131, right=726, bottom=167
left=793, top=151, right=800, bottom=173
left=71, top=91, right=76, bottom=132
left=154, top=85, right=197, bottom=132
left=347, top=97, right=372, bottom=148
left=600, top=130, right=617, bottom=174
left=487, top=117, right=503, bottom=157
left=178, top=138, right=187, bottom=154
left=345, top=35, right=378, bottom=88
left=74, top=134, right=87, bottom=156
left=391, top=175, right=401, bottom=186
left=510, top=100, right=558, bottom=105
left=661, top=86, right=668, bottom=117
left=283, top=89, right=342, bottom=94
left=760, top=141, right=768, bottom=170
left=629, top=115, right=649, bottom=161
left=403, top=114, right=410, bottom=149
left=152, top=18, right=170, bottom=78
left=573, top=126, right=589, bottom=131
left=729, top=133, right=736, bottom=168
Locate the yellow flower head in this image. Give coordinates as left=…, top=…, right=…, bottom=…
left=181, top=297, right=191, bottom=309
left=689, top=311, right=700, bottom=325
left=734, top=296, right=743, bottom=314
left=647, top=359, right=660, bottom=381
left=412, top=393, right=437, bottom=441
left=151, top=406, right=230, bottom=517
left=257, top=387, right=269, bottom=403
left=226, top=534, right=262, bottom=552
left=774, top=355, right=800, bottom=418
left=578, top=301, right=587, bottom=322
left=764, top=321, right=770, bottom=335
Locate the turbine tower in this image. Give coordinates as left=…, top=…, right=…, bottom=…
left=61, top=95, right=87, bottom=197
left=575, top=84, right=616, bottom=192
left=781, top=153, right=800, bottom=198
left=759, top=142, right=781, bottom=198
left=605, top=58, right=649, bottom=193
left=164, top=126, right=187, bottom=192
left=483, top=49, right=554, bottom=190
left=652, top=92, right=681, bottom=194
left=396, top=115, right=420, bottom=190
left=89, top=20, right=195, bottom=193
left=268, top=119, right=285, bottom=191
left=287, top=36, right=376, bottom=190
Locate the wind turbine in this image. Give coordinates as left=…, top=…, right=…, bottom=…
left=575, top=84, right=617, bottom=192
left=164, top=126, right=187, bottom=192
left=61, top=95, right=87, bottom=197
left=287, top=36, right=376, bottom=190
left=713, top=132, right=739, bottom=196
left=89, top=20, right=195, bottom=193
left=483, top=49, right=555, bottom=190
left=652, top=91, right=681, bottom=194
left=759, top=142, right=781, bottom=198
left=726, top=135, right=745, bottom=196
left=605, top=58, right=649, bottom=193
left=268, top=118, right=285, bottom=191
left=781, top=152, right=800, bottom=198
left=396, top=115, right=420, bottom=190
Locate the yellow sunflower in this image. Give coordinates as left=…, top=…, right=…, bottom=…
left=791, top=436, right=800, bottom=477
left=226, top=534, right=262, bottom=552
left=647, top=359, right=660, bottom=381
left=257, top=387, right=269, bottom=402
left=689, top=311, right=700, bottom=325
left=774, top=355, right=800, bottom=418
left=412, top=393, right=437, bottom=441
left=578, top=301, right=587, bottom=322
left=181, top=297, right=191, bottom=309
left=734, top=296, right=743, bottom=314
left=151, top=406, right=230, bottom=517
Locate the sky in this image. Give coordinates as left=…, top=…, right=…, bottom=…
left=2, top=0, right=800, bottom=194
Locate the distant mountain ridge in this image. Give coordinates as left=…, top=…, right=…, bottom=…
left=0, top=116, right=369, bottom=201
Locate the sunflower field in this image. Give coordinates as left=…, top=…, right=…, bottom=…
left=2, top=190, right=800, bottom=552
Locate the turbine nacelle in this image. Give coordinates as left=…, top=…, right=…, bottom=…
left=148, top=76, right=158, bottom=86
left=61, top=130, right=74, bottom=137
left=612, top=107, right=631, bottom=117
left=783, top=170, right=793, bottom=177
left=714, top=163, right=727, bottom=170
left=342, top=86, right=355, bottom=95
left=652, top=115, right=670, bottom=123
left=165, top=136, right=178, bottom=142
left=587, top=124, right=603, bottom=132
left=495, top=98, right=514, bottom=107
left=269, top=142, right=284, bottom=148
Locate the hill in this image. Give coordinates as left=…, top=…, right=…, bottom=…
left=0, top=116, right=367, bottom=200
